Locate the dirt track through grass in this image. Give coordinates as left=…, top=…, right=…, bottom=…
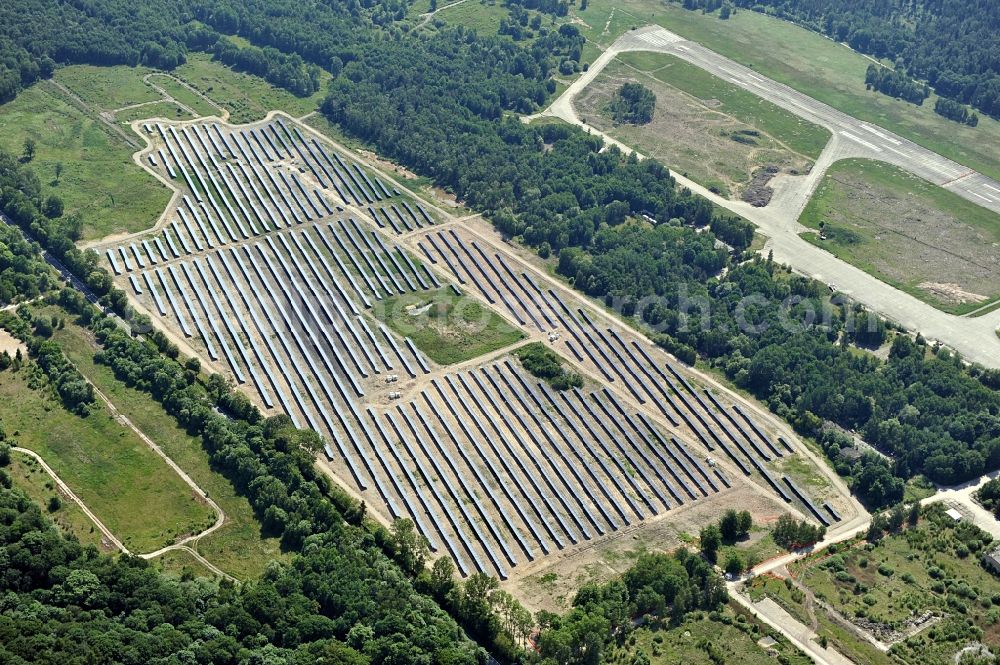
left=0, top=82, right=169, bottom=241
left=0, top=363, right=214, bottom=552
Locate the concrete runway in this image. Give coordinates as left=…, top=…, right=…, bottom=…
left=623, top=27, right=1000, bottom=216
left=531, top=25, right=1000, bottom=368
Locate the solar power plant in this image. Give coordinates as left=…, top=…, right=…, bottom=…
left=414, top=226, right=837, bottom=516
left=102, top=116, right=842, bottom=580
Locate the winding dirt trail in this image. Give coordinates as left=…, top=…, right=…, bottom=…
left=10, top=372, right=234, bottom=581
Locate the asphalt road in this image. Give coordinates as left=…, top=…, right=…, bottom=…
left=532, top=26, right=1000, bottom=368
left=727, top=468, right=1000, bottom=665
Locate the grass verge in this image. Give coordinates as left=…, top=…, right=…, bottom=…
left=0, top=82, right=170, bottom=241
left=799, top=159, right=1000, bottom=314
left=374, top=287, right=524, bottom=365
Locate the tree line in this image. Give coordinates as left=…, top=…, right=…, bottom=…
left=717, top=0, right=1000, bottom=117
left=0, top=0, right=411, bottom=105
left=934, top=97, right=979, bottom=126
left=0, top=479, right=473, bottom=665
left=865, top=63, right=929, bottom=105
left=213, top=37, right=322, bottom=97
left=0, top=308, right=94, bottom=415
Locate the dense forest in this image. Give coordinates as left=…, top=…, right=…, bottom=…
left=723, top=0, right=1000, bottom=117
left=1, top=1, right=1000, bottom=660
left=0, top=479, right=475, bottom=664
left=1, top=0, right=997, bottom=512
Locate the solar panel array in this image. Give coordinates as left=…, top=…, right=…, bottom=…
left=357, top=360, right=723, bottom=578
left=102, top=117, right=837, bottom=579
left=419, top=226, right=835, bottom=525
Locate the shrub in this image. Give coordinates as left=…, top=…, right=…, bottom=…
left=608, top=82, right=655, bottom=124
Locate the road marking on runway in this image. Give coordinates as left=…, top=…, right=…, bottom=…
left=984, top=184, right=1000, bottom=194
left=885, top=145, right=909, bottom=159
left=729, top=77, right=744, bottom=86
left=789, top=98, right=811, bottom=111
left=749, top=80, right=767, bottom=90
left=638, top=31, right=683, bottom=48
left=935, top=164, right=971, bottom=180
left=840, top=131, right=882, bottom=152
left=859, top=124, right=901, bottom=145
left=747, top=73, right=764, bottom=82
left=972, top=192, right=994, bottom=203
left=674, top=44, right=690, bottom=51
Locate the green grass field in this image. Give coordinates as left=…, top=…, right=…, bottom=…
left=49, top=310, right=285, bottom=579
left=410, top=0, right=532, bottom=38
left=147, top=73, right=222, bottom=117
left=618, top=52, right=830, bottom=158
left=565, top=1, right=1000, bottom=181
left=115, top=101, right=193, bottom=124
left=800, top=159, right=1000, bottom=314
left=430, top=0, right=511, bottom=34
left=375, top=288, right=524, bottom=365
left=150, top=548, right=220, bottom=580
left=6, top=451, right=112, bottom=552
left=790, top=506, right=1000, bottom=664
left=616, top=604, right=811, bottom=664
left=0, top=358, right=214, bottom=553
left=173, top=53, right=327, bottom=124
left=54, top=65, right=160, bottom=111
left=0, top=82, right=170, bottom=241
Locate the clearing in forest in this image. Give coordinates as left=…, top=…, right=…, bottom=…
left=799, top=159, right=1000, bottom=314
left=0, top=358, right=215, bottom=553
left=573, top=55, right=823, bottom=200
left=0, top=82, right=170, bottom=241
